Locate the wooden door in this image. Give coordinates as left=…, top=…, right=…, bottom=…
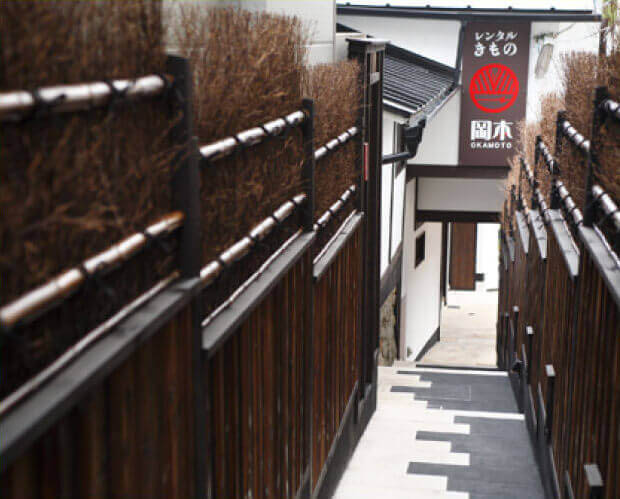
left=449, top=223, right=477, bottom=290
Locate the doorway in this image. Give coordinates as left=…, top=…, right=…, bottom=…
left=419, top=222, right=500, bottom=368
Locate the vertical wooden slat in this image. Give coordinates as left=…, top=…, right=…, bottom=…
left=7, top=447, right=38, bottom=499
left=281, top=271, right=290, bottom=498
left=240, top=318, right=252, bottom=499
left=136, top=332, right=161, bottom=499
left=108, top=355, right=139, bottom=498
left=77, top=388, right=107, bottom=499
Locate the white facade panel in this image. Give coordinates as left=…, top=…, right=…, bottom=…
left=417, top=177, right=506, bottom=212
left=381, top=161, right=393, bottom=276
left=526, top=21, right=599, bottom=121
left=381, top=111, right=405, bottom=276
left=401, top=179, right=442, bottom=359
left=476, top=223, right=500, bottom=290
left=391, top=169, right=405, bottom=256
left=410, top=92, right=460, bottom=166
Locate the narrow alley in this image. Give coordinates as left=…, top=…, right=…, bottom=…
left=335, top=364, right=544, bottom=498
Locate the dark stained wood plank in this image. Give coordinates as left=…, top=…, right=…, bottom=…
left=449, top=222, right=477, bottom=291
left=77, top=388, right=107, bottom=499
left=107, top=356, right=139, bottom=498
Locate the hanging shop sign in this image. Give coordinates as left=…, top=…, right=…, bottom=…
left=458, top=22, right=531, bottom=167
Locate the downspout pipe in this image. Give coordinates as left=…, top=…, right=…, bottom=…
left=381, top=119, right=426, bottom=164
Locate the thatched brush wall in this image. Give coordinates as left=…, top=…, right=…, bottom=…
left=305, top=60, right=361, bottom=218
left=507, top=41, right=620, bottom=215
left=171, top=6, right=308, bottom=265
left=0, top=1, right=175, bottom=398
left=0, top=1, right=174, bottom=305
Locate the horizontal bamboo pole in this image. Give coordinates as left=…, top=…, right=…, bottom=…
left=537, top=139, right=558, bottom=174
left=314, top=185, right=357, bottom=230
left=314, top=126, right=358, bottom=162
left=600, top=97, right=620, bottom=123
left=0, top=271, right=179, bottom=417
left=592, top=184, right=620, bottom=232
left=0, top=75, right=170, bottom=122
left=201, top=229, right=303, bottom=329
left=198, top=110, right=306, bottom=163
left=559, top=118, right=591, bottom=155
left=0, top=212, right=184, bottom=331
left=556, top=181, right=584, bottom=226
left=199, top=194, right=306, bottom=288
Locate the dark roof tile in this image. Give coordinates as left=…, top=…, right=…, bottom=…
left=384, top=44, right=456, bottom=116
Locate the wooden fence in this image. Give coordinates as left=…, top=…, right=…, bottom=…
left=0, top=41, right=387, bottom=499
left=497, top=87, right=620, bottom=499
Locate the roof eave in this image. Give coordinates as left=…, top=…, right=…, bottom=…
left=337, top=5, right=602, bottom=22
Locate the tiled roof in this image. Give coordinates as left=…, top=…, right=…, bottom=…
left=384, top=44, right=456, bottom=117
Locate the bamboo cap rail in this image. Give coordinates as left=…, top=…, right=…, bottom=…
left=0, top=212, right=184, bottom=331
left=198, top=110, right=306, bottom=163
left=592, top=184, right=620, bottom=232
left=556, top=181, right=584, bottom=227
left=199, top=194, right=306, bottom=288
left=559, top=118, right=591, bottom=155
left=314, top=127, right=359, bottom=161
left=600, top=97, right=620, bottom=123
left=536, top=139, right=558, bottom=174
left=0, top=271, right=179, bottom=417
left=0, top=75, right=171, bottom=122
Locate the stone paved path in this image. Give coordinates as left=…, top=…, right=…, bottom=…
left=334, top=363, right=544, bottom=498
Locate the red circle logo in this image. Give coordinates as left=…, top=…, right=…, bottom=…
left=469, top=63, right=519, bottom=114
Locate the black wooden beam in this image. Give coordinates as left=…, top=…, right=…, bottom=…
left=416, top=210, right=500, bottom=223
left=337, top=5, right=601, bottom=22
left=407, top=164, right=510, bottom=181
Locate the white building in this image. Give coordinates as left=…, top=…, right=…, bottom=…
left=337, top=3, right=600, bottom=360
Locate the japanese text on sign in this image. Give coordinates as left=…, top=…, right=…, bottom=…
left=474, top=31, right=518, bottom=57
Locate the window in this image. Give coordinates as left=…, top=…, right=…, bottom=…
left=415, top=232, right=426, bottom=267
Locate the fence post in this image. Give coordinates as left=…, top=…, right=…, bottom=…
left=544, top=364, right=555, bottom=444
left=165, top=54, right=207, bottom=499
left=584, top=463, right=604, bottom=499
left=526, top=326, right=534, bottom=384
left=584, top=86, right=609, bottom=227
left=512, top=306, right=519, bottom=364
left=517, top=157, right=523, bottom=209
left=301, top=98, right=316, bottom=232
left=555, top=110, right=566, bottom=158
left=301, top=97, right=315, bottom=494
left=166, top=55, right=202, bottom=278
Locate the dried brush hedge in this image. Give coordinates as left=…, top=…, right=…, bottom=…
left=305, top=60, right=362, bottom=252
left=305, top=60, right=361, bottom=217
left=171, top=5, right=309, bottom=266
left=0, top=1, right=175, bottom=397
left=508, top=42, right=620, bottom=214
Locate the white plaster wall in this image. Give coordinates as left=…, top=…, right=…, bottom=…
left=476, top=223, right=501, bottom=290
left=401, top=179, right=442, bottom=359
left=417, top=178, right=506, bottom=212
left=266, top=0, right=336, bottom=64
left=526, top=21, right=600, bottom=121
left=381, top=111, right=405, bottom=276
left=392, top=169, right=406, bottom=256
left=164, top=0, right=337, bottom=64
left=410, top=92, right=460, bottom=166
left=337, top=15, right=461, bottom=67
left=381, top=163, right=393, bottom=276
